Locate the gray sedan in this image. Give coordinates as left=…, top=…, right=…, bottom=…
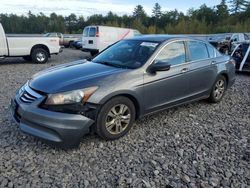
left=11, top=35, right=235, bottom=147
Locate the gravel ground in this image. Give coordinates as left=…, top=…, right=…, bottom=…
left=0, top=49, right=249, bottom=188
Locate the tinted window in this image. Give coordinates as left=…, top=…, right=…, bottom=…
left=207, top=44, right=215, bottom=58
left=188, top=41, right=209, bottom=61
left=83, top=27, right=89, bottom=37
left=155, top=42, right=186, bottom=65
left=89, top=27, right=96, bottom=37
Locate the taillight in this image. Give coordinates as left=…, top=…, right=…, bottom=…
left=96, top=32, right=100, bottom=37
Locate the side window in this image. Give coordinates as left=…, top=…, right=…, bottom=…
left=216, top=50, right=222, bottom=57
left=155, top=42, right=186, bottom=66
left=231, top=35, right=239, bottom=42
left=206, top=44, right=216, bottom=58
left=188, top=41, right=209, bottom=61
left=89, top=27, right=96, bottom=37
left=83, top=27, right=89, bottom=37
left=244, top=34, right=249, bottom=40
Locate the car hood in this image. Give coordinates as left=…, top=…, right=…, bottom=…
left=29, top=60, right=127, bottom=93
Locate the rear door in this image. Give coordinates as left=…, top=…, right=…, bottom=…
left=143, top=41, right=190, bottom=113
left=186, top=41, right=217, bottom=97
left=82, top=26, right=98, bottom=50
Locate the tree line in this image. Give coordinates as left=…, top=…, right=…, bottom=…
left=1, top=0, right=250, bottom=34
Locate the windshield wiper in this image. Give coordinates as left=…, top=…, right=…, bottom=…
left=94, top=61, right=124, bottom=68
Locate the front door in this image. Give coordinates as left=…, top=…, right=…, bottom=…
left=143, top=41, right=190, bottom=114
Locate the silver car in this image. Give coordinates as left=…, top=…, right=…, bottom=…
left=11, top=35, right=236, bottom=147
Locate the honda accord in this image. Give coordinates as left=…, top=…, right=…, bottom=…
left=11, top=35, right=236, bottom=147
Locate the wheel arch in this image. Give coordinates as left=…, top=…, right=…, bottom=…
left=219, top=71, right=229, bottom=88
left=99, top=92, right=142, bottom=120
left=30, top=44, right=50, bottom=57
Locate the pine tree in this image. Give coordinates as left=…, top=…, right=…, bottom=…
left=133, top=5, right=147, bottom=19
left=228, top=0, right=248, bottom=13
left=152, top=3, right=162, bottom=19
left=216, top=0, right=229, bottom=21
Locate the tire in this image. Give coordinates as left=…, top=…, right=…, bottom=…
left=208, top=75, right=227, bottom=103
left=31, top=48, right=49, bottom=64
left=95, top=96, right=136, bottom=140
left=22, top=56, right=32, bottom=61
left=69, top=41, right=74, bottom=48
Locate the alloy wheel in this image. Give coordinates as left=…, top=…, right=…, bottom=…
left=36, top=52, right=46, bottom=62
left=214, top=79, right=225, bottom=100
left=105, top=104, right=131, bottom=135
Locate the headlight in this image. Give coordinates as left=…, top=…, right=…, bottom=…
left=45, top=86, right=98, bottom=105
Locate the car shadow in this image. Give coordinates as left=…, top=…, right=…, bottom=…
left=0, top=58, right=34, bottom=65
left=236, top=71, right=250, bottom=76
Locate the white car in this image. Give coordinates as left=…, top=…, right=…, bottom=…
left=0, top=23, right=62, bottom=63
left=81, top=25, right=141, bottom=56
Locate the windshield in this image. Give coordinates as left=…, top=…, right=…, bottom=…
left=92, top=40, right=159, bottom=69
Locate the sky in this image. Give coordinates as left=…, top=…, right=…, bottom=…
left=0, top=0, right=221, bottom=17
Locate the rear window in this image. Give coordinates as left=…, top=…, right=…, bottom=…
left=206, top=44, right=216, bottom=58
left=89, top=27, right=96, bottom=37
left=188, top=41, right=209, bottom=61
left=134, top=30, right=141, bottom=36
left=83, top=27, right=89, bottom=37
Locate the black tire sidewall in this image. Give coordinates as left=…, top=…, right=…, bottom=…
left=32, top=48, right=48, bottom=64
left=96, top=96, right=136, bottom=140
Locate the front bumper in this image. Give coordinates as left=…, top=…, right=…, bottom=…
left=10, top=94, right=94, bottom=148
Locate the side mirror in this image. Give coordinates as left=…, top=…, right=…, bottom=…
left=149, top=61, right=171, bottom=73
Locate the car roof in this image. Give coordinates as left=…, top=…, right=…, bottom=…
left=129, top=34, right=206, bottom=43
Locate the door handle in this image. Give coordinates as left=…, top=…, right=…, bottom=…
left=181, top=67, right=189, bottom=73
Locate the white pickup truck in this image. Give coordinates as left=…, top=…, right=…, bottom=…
left=0, top=23, right=62, bottom=63
left=230, top=33, right=250, bottom=43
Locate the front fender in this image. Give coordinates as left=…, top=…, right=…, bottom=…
left=89, top=89, right=144, bottom=118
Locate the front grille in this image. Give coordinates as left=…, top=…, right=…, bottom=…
left=19, top=84, right=43, bottom=104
